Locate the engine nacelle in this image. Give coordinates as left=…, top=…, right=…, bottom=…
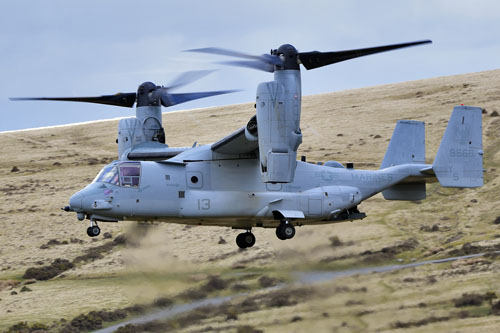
left=117, top=105, right=165, bottom=160
left=118, top=118, right=140, bottom=160
left=256, top=72, right=302, bottom=183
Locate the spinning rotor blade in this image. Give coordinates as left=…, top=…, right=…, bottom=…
left=11, top=70, right=239, bottom=109
left=10, top=93, right=137, bottom=108
left=186, top=47, right=263, bottom=60
left=186, top=47, right=282, bottom=72
left=165, top=70, right=215, bottom=91
left=299, top=40, right=432, bottom=70
left=218, top=60, right=275, bottom=73
left=160, top=89, right=240, bottom=107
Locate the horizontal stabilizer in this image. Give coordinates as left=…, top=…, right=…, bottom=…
left=432, top=106, right=483, bottom=187
left=382, top=182, right=426, bottom=200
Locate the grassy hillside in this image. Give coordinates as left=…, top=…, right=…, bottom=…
left=0, top=69, right=500, bottom=332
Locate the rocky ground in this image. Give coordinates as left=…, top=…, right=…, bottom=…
left=1, top=69, right=500, bottom=332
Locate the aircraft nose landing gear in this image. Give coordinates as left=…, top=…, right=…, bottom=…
left=236, top=231, right=256, bottom=249
left=86, top=220, right=101, bottom=237
left=276, top=221, right=295, bottom=240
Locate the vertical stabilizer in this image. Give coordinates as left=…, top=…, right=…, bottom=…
left=380, top=120, right=425, bottom=169
left=432, top=106, right=483, bottom=187
left=381, top=120, right=426, bottom=200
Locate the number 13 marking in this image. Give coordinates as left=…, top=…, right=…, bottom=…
left=197, top=199, right=210, bottom=210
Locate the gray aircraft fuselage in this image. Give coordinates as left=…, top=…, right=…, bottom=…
left=69, top=143, right=434, bottom=228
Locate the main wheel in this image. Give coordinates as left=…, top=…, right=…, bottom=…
left=276, top=223, right=295, bottom=240
left=236, top=232, right=256, bottom=248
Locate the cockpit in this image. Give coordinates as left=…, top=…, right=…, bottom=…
left=93, top=162, right=141, bottom=188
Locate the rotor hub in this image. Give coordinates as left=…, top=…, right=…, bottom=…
left=137, top=81, right=159, bottom=107
left=273, top=44, right=299, bottom=70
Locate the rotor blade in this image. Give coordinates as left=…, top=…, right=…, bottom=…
left=165, top=70, right=216, bottom=91
left=185, top=47, right=263, bottom=60
left=160, top=90, right=240, bottom=107
left=218, top=60, right=275, bottom=73
left=185, top=47, right=282, bottom=71
left=299, top=40, right=432, bottom=70
left=10, top=93, right=137, bottom=108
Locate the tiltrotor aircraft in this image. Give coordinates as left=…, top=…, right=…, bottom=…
left=13, top=40, right=484, bottom=249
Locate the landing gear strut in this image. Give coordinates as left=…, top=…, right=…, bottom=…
left=236, top=230, right=256, bottom=249
left=276, top=221, right=295, bottom=240
left=86, top=220, right=101, bottom=237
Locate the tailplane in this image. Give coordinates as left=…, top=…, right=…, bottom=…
left=432, top=105, right=483, bottom=187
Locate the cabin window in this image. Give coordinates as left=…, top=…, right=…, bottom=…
left=119, top=162, right=141, bottom=188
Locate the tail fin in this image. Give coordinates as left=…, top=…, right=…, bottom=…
left=432, top=106, right=483, bottom=187
left=380, top=120, right=425, bottom=169
left=381, top=120, right=426, bottom=200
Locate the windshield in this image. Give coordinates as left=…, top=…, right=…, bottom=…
left=93, top=165, right=120, bottom=185
left=93, top=162, right=141, bottom=188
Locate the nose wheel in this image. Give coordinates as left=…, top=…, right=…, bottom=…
left=86, top=221, right=101, bottom=237
left=236, top=231, right=256, bottom=249
left=276, top=221, right=295, bottom=240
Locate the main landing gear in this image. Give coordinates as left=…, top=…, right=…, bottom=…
left=276, top=221, right=295, bottom=240
left=236, top=230, right=256, bottom=249
left=86, top=220, right=101, bottom=237
left=234, top=221, right=296, bottom=248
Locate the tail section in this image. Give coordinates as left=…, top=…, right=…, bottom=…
left=432, top=106, right=483, bottom=187
left=381, top=120, right=425, bottom=169
left=381, top=120, right=426, bottom=200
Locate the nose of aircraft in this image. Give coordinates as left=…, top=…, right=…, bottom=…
left=69, top=192, right=83, bottom=210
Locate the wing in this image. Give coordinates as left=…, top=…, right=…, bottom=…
left=211, top=127, right=258, bottom=155
left=126, top=141, right=189, bottom=161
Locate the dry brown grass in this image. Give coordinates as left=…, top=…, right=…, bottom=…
left=1, top=69, right=500, bottom=331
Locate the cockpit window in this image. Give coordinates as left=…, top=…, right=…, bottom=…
left=93, top=165, right=120, bottom=185
left=93, top=162, right=141, bottom=187
left=119, top=162, right=141, bottom=187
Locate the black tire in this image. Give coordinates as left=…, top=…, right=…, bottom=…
left=236, top=232, right=256, bottom=248
left=276, top=226, right=287, bottom=240
left=276, top=223, right=295, bottom=240
left=86, top=227, right=93, bottom=237
left=243, top=232, right=256, bottom=248
left=236, top=233, right=247, bottom=249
